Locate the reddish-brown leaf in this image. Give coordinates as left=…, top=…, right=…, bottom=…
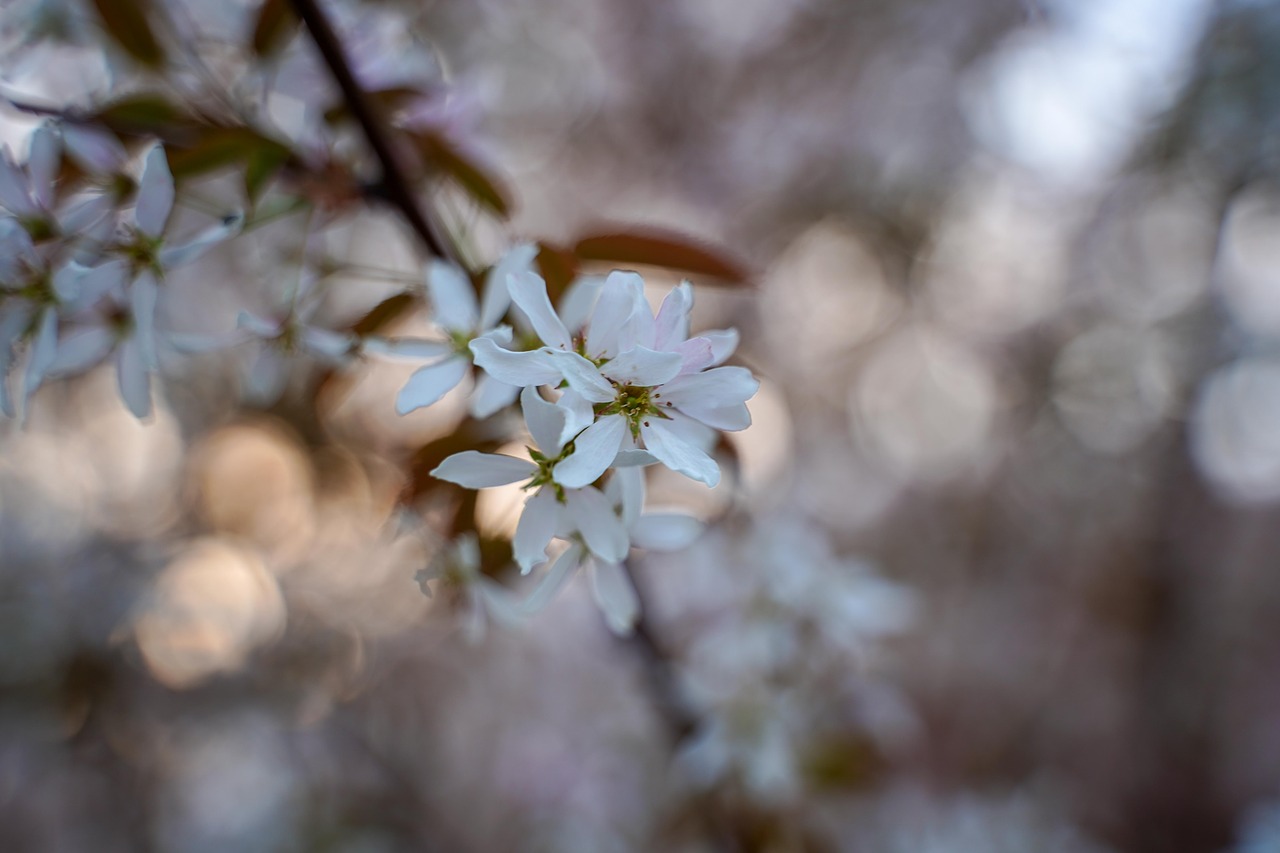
left=251, top=0, right=298, bottom=58
left=350, top=292, right=417, bottom=337
left=573, top=228, right=748, bottom=284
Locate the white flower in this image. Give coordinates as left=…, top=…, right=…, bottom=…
left=232, top=275, right=356, bottom=405
left=475, top=268, right=758, bottom=487
left=413, top=532, right=523, bottom=644
left=520, top=466, right=703, bottom=635
left=87, top=145, right=242, bottom=370
left=430, top=385, right=630, bottom=572
left=380, top=243, right=537, bottom=417
left=0, top=220, right=84, bottom=418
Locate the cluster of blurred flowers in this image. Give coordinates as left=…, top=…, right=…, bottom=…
left=1, top=126, right=240, bottom=419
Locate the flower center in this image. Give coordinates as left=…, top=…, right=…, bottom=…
left=597, top=383, right=669, bottom=439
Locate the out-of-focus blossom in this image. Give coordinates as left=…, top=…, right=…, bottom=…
left=373, top=243, right=537, bottom=417
left=414, top=532, right=523, bottom=644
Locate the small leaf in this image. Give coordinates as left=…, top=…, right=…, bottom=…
left=251, top=0, right=297, bottom=58
left=244, top=145, right=290, bottom=204
left=92, top=94, right=187, bottom=135
left=351, top=292, right=416, bottom=337
left=413, top=131, right=512, bottom=217
left=574, top=228, right=748, bottom=284
left=88, top=0, right=165, bottom=68
left=166, top=128, right=292, bottom=182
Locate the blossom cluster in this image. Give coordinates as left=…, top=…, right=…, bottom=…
left=0, top=124, right=240, bottom=419
left=415, top=254, right=760, bottom=633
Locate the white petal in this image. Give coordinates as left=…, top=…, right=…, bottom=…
left=521, top=384, right=565, bottom=455
left=521, top=543, right=582, bottom=613
left=431, top=451, right=536, bottom=488
left=116, top=337, right=152, bottom=418
left=0, top=146, right=36, bottom=217
left=28, top=124, right=58, bottom=211
left=395, top=356, right=468, bottom=414
left=675, top=337, right=714, bottom=375
left=244, top=346, right=289, bottom=404
left=601, top=345, right=683, bottom=387
left=300, top=326, right=354, bottom=361
left=22, top=307, right=58, bottom=397
left=702, top=328, right=739, bottom=365
left=426, top=259, right=477, bottom=332
left=641, top=419, right=720, bottom=487
left=557, top=274, right=604, bottom=334
left=157, top=214, right=243, bottom=268
left=362, top=337, right=452, bottom=360
left=130, top=272, right=159, bottom=369
left=507, top=269, right=571, bottom=350
left=58, top=194, right=114, bottom=235
left=0, top=302, right=34, bottom=368
left=48, top=326, right=114, bottom=375
left=680, top=401, right=751, bottom=431
left=238, top=311, right=282, bottom=338
left=468, top=373, right=520, bottom=418
left=479, top=243, right=536, bottom=330
left=556, top=387, right=596, bottom=444
left=586, top=271, right=644, bottom=359
left=553, top=414, right=625, bottom=488
left=652, top=282, right=693, bottom=351
left=168, top=329, right=251, bottom=353
left=549, top=350, right=614, bottom=403
left=611, top=466, right=645, bottom=527
left=564, top=486, right=629, bottom=563
left=658, top=366, right=759, bottom=409
left=614, top=449, right=659, bottom=467
left=513, top=488, right=560, bottom=573
left=135, top=145, right=174, bottom=238
left=588, top=559, right=639, bottom=635
left=62, top=124, right=127, bottom=173
left=478, top=579, right=525, bottom=629
left=469, top=336, right=562, bottom=387
left=632, top=513, right=702, bottom=551
left=65, top=259, right=127, bottom=310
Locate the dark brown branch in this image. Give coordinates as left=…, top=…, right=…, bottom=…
left=285, top=0, right=455, bottom=264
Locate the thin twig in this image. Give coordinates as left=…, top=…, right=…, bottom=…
left=285, top=0, right=456, bottom=265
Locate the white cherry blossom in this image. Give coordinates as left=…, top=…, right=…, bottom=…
left=430, top=385, right=629, bottom=572
left=382, top=243, right=537, bottom=417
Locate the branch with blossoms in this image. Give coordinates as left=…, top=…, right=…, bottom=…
left=0, top=0, right=755, bottom=642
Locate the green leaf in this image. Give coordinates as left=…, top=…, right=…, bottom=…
left=166, top=127, right=292, bottom=182
left=87, top=0, right=165, bottom=68
left=413, top=131, right=512, bottom=217
left=251, top=0, right=297, bottom=57
left=244, top=144, right=290, bottom=204
left=573, top=229, right=748, bottom=284
left=92, top=94, right=188, bottom=135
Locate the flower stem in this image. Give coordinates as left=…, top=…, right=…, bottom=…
left=285, top=0, right=458, bottom=267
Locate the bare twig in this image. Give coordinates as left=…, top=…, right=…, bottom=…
left=285, top=0, right=456, bottom=265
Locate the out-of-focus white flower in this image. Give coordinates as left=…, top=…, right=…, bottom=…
left=0, top=220, right=83, bottom=417
left=376, top=243, right=537, bottom=417
left=520, top=466, right=702, bottom=635
left=431, top=386, right=629, bottom=572
left=232, top=273, right=356, bottom=406
left=413, top=532, right=523, bottom=644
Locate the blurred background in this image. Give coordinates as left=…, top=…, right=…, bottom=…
left=4, top=0, right=1280, bottom=850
